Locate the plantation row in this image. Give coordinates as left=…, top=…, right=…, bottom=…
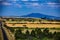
left=7, top=27, right=60, bottom=40
left=4, top=24, right=60, bottom=40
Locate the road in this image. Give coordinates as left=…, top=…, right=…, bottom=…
left=1, top=26, right=8, bottom=40
left=2, top=26, right=15, bottom=40
left=0, top=21, right=15, bottom=40
left=0, top=21, right=8, bottom=40
left=0, top=28, right=3, bottom=40
left=0, top=22, right=8, bottom=40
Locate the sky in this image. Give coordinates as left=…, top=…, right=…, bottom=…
left=0, top=0, right=60, bottom=17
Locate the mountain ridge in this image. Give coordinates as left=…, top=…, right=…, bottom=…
left=21, top=13, right=60, bottom=20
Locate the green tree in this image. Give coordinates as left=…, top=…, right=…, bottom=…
left=42, top=28, right=49, bottom=38
left=43, top=28, right=49, bottom=33
left=48, top=32, right=53, bottom=38
left=25, top=30, right=30, bottom=38
left=31, top=30, right=36, bottom=37
left=54, top=32, right=60, bottom=40
left=15, top=29, right=23, bottom=39
left=35, top=28, right=42, bottom=35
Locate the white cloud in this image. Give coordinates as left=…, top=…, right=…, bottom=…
left=9, top=0, right=19, bottom=3
left=32, top=3, right=40, bottom=6
left=47, top=2, right=57, bottom=5
left=24, top=3, right=41, bottom=8
left=2, top=2, right=12, bottom=6
left=24, top=2, right=40, bottom=6
left=2, top=1, right=22, bottom=8
left=13, top=0, right=17, bottom=3
left=47, top=2, right=60, bottom=8
left=31, top=0, right=38, bottom=1
left=16, top=4, right=22, bottom=8
left=13, top=0, right=16, bottom=1
left=21, top=0, right=29, bottom=1
left=7, top=0, right=19, bottom=1
left=14, top=0, right=18, bottom=1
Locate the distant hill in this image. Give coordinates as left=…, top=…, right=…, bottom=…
left=21, top=13, right=60, bottom=20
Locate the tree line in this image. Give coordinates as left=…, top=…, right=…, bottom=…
left=14, top=28, right=60, bottom=40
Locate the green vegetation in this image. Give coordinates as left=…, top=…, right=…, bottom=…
left=1, top=17, right=60, bottom=40
left=4, top=25, right=60, bottom=40
left=5, top=27, right=60, bottom=40
left=14, top=28, right=60, bottom=40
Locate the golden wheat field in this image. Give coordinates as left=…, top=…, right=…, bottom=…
left=5, top=23, right=60, bottom=28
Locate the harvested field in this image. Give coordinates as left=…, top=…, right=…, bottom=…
left=6, top=23, right=60, bottom=28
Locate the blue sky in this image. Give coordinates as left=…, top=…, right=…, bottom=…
left=0, top=0, right=60, bottom=17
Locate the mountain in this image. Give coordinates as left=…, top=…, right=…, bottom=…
left=21, top=13, right=60, bottom=20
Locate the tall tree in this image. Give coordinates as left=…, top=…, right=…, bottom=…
left=25, top=30, right=30, bottom=36
left=31, top=30, right=36, bottom=37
